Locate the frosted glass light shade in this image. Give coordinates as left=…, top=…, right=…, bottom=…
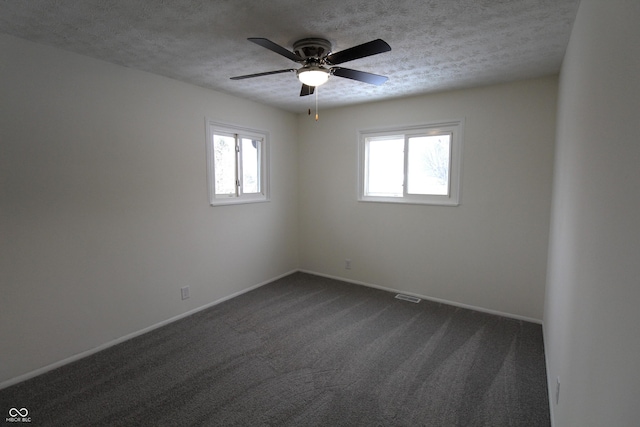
left=297, top=67, right=330, bottom=87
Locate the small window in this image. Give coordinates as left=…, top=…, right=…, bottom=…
left=205, top=120, right=269, bottom=206
left=358, top=120, right=463, bottom=205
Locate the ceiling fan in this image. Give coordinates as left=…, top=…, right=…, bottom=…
left=230, top=37, right=391, bottom=96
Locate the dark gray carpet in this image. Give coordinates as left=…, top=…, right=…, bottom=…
left=0, top=272, right=550, bottom=426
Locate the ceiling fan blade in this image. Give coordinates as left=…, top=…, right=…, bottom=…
left=332, top=67, right=388, bottom=85
left=248, top=38, right=303, bottom=62
left=326, top=39, right=391, bottom=65
left=300, top=84, right=315, bottom=96
left=230, top=69, right=295, bottom=80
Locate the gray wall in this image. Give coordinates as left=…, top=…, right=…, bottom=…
left=298, top=77, right=558, bottom=321
left=0, top=34, right=299, bottom=385
left=544, top=1, right=640, bottom=425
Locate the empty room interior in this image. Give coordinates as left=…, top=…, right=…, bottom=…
left=1, top=0, right=639, bottom=425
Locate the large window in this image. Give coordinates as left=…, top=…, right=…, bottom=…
left=358, top=120, right=463, bottom=205
left=205, top=120, right=269, bottom=206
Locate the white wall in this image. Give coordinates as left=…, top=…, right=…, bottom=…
left=544, top=1, right=640, bottom=425
left=0, top=34, right=299, bottom=385
left=298, top=77, right=557, bottom=321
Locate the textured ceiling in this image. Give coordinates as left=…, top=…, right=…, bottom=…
left=0, top=0, right=580, bottom=113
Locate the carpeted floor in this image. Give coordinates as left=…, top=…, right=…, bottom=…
left=0, top=272, right=550, bottom=426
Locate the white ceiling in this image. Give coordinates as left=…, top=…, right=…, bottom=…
left=0, top=0, right=580, bottom=113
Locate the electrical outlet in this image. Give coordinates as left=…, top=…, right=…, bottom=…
left=555, top=376, right=560, bottom=405
left=181, top=286, right=190, bottom=300
left=345, top=259, right=351, bottom=270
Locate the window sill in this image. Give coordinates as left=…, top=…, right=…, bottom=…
left=358, top=196, right=459, bottom=206
left=210, top=198, right=270, bottom=207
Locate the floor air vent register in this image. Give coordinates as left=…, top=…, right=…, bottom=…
left=394, top=294, right=421, bottom=303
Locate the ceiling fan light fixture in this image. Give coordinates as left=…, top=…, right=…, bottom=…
left=297, top=66, right=330, bottom=87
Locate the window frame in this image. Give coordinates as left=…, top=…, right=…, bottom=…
left=205, top=119, right=270, bottom=206
left=358, top=120, right=464, bottom=206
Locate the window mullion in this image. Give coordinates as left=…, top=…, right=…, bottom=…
left=235, top=135, right=241, bottom=197
left=256, top=139, right=263, bottom=193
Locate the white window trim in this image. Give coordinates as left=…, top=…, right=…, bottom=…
left=357, top=120, right=464, bottom=206
left=205, top=119, right=270, bottom=206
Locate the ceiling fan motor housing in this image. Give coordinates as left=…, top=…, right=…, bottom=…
left=293, top=38, right=333, bottom=61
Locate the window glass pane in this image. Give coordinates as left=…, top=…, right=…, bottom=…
left=407, top=134, right=451, bottom=195
left=366, top=137, right=404, bottom=196
left=213, top=134, right=237, bottom=196
left=241, top=138, right=260, bottom=194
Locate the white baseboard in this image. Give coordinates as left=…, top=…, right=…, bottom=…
left=298, top=269, right=543, bottom=324
left=0, top=269, right=297, bottom=390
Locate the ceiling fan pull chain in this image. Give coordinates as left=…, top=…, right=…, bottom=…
left=315, top=86, right=319, bottom=121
